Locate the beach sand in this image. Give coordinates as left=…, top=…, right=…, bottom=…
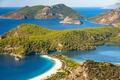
left=30, top=55, right=62, bottom=80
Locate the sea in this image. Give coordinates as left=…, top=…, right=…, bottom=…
left=0, top=7, right=120, bottom=80
left=0, top=7, right=109, bottom=35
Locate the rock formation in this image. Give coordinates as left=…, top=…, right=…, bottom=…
left=62, top=60, right=120, bottom=80
left=93, top=7, right=120, bottom=26
left=60, top=16, right=82, bottom=25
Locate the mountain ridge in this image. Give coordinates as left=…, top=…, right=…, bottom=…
left=0, top=4, right=82, bottom=19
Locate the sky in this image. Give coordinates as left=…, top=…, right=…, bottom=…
left=0, top=0, right=119, bottom=7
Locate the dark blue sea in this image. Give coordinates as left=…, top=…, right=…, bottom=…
left=0, top=7, right=109, bottom=35
left=64, top=45, right=120, bottom=64
left=73, top=7, right=108, bottom=17
left=1, top=7, right=120, bottom=80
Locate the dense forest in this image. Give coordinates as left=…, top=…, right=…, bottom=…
left=0, top=24, right=120, bottom=58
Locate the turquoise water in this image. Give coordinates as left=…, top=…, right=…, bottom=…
left=0, top=55, right=54, bottom=80
left=63, top=46, right=120, bottom=63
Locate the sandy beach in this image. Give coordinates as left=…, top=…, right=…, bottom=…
left=30, top=55, right=62, bottom=80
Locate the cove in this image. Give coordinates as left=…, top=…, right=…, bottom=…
left=63, top=45, right=120, bottom=64
left=0, top=54, right=54, bottom=80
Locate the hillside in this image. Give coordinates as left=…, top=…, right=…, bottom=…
left=92, top=7, right=120, bottom=26
left=45, top=56, right=120, bottom=80
left=0, top=24, right=120, bottom=59
left=0, top=4, right=82, bottom=19
left=61, top=60, right=120, bottom=80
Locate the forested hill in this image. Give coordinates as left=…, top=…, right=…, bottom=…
left=0, top=24, right=120, bottom=59
left=0, top=4, right=82, bottom=19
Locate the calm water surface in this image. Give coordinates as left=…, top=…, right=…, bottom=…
left=64, top=46, right=120, bottom=63
left=0, top=7, right=119, bottom=80
left=0, top=55, right=54, bottom=80
left=0, top=7, right=109, bottom=35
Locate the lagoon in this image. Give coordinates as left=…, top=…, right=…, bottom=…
left=64, top=45, right=120, bottom=64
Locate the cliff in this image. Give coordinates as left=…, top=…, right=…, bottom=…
left=93, top=7, right=120, bottom=26
left=0, top=4, right=82, bottom=19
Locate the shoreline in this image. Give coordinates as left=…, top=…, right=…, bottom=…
left=30, top=55, right=62, bottom=80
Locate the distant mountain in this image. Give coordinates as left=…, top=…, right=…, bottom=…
left=103, top=3, right=120, bottom=9
left=93, top=7, right=120, bottom=26
left=0, top=4, right=82, bottom=19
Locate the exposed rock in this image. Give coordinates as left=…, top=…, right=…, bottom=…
left=35, top=6, right=63, bottom=19
left=61, top=60, right=120, bottom=80
left=93, top=7, right=120, bottom=26
left=60, top=16, right=82, bottom=25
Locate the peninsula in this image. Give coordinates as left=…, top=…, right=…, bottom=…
left=0, top=24, right=120, bottom=59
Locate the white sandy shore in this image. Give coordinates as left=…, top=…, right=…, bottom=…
left=30, top=55, right=62, bottom=80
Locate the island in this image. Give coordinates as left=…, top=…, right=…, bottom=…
left=60, top=16, right=82, bottom=25
left=0, top=4, right=82, bottom=19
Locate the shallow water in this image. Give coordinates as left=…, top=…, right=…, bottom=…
left=0, top=55, right=54, bottom=80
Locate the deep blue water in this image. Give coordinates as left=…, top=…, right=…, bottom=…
left=64, top=45, right=120, bottom=64
left=73, top=7, right=108, bottom=17
left=0, top=54, right=54, bottom=80
left=0, top=7, right=119, bottom=80
left=0, top=7, right=109, bottom=35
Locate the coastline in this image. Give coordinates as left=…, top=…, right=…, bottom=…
left=30, top=55, right=62, bottom=80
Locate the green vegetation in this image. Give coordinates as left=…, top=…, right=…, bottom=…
left=1, top=4, right=81, bottom=19
left=46, top=57, right=120, bottom=80
left=46, top=55, right=80, bottom=80
left=0, top=24, right=120, bottom=58
left=82, top=60, right=120, bottom=80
